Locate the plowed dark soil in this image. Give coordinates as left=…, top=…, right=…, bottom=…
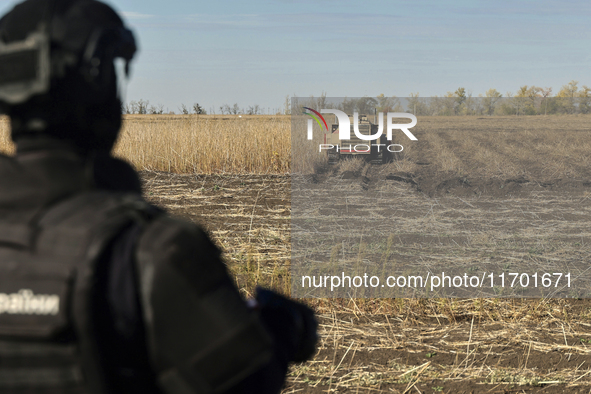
left=141, top=163, right=591, bottom=393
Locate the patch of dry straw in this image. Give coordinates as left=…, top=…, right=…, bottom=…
left=0, top=114, right=291, bottom=174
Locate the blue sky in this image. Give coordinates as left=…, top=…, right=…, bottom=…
left=1, top=0, right=590, bottom=113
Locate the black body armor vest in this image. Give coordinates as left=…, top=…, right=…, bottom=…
left=0, top=190, right=156, bottom=393
left=0, top=150, right=275, bottom=394
left=0, top=150, right=156, bottom=393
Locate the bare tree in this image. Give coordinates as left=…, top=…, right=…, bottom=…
left=356, top=97, right=378, bottom=115
left=137, top=99, right=149, bottom=114
left=125, top=99, right=149, bottom=114
left=407, top=93, right=429, bottom=115
left=376, top=94, right=401, bottom=113
left=540, top=87, right=552, bottom=115
left=315, top=91, right=327, bottom=111
left=127, top=100, right=138, bottom=114
left=463, top=90, right=479, bottom=115
left=193, top=103, right=206, bottom=114
left=247, top=104, right=260, bottom=115
left=123, top=102, right=131, bottom=114
left=483, top=89, right=502, bottom=115
left=148, top=103, right=164, bottom=114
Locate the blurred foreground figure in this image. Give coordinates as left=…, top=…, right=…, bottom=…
left=0, top=0, right=317, bottom=393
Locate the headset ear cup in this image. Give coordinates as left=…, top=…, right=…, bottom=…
left=79, top=27, right=135, bottom=104
left=0, top=0, right=136, bottom=153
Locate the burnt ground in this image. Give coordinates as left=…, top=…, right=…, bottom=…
left=141, top=167, right=591, bottom=394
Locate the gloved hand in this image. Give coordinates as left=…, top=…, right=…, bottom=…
left=255, top=287, right=318, bottom=363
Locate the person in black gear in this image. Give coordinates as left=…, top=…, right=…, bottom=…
left=0, top=0, right=318, bottom=393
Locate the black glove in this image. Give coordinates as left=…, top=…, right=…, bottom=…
left=255, top=287, right=318, bottom=363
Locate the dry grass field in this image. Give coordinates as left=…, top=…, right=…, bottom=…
left=397, top=115, right=591, bottom=187
left=0, top=114, right=291, bottom=173
left=2, top=114, right=591, bottom=392
left=116, top=114, right=290, bottom=174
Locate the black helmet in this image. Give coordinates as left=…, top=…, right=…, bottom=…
left=0, top=0, right=136, bottom=153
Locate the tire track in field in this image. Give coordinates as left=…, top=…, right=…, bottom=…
left=467, top=129, right=535, bottom=179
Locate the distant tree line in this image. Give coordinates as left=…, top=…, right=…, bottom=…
left=401, top=81, right=590, bottom=116
left=124, top=99, right=165, bottom=115
left=123, top=100, right=282, bottom=115
left=124, top=81, right=591, bottom=117
left=217, top=103, right=273, bottom=115
left=294, top=81, right=591, bottom=116
left=178, top=103, right=207, bottom=115
left=123, top=100, right=208, bottom=115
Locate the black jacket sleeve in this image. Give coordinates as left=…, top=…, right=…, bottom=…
left=106, top=216, right=293, bottom=394
left=101, top=204, right=318, bottom=394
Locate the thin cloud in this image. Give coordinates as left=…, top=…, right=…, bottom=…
left=122, top=11, right=155, bottom=20
left=184, top=13, right=264, bottom=27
